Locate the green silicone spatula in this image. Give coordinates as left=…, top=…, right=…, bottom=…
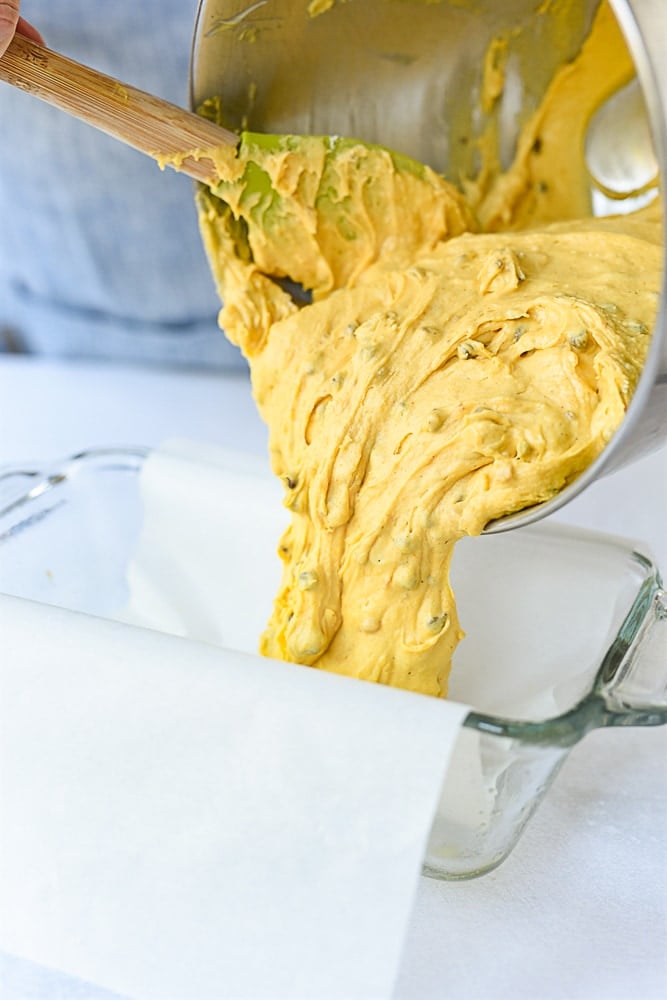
left=0, top=34, right=465, bottom=304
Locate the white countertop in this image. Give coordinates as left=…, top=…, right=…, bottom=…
left=1, top=355, right=666, bottom=1000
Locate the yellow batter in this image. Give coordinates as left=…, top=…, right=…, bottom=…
left=196, top=2, right=663, bottom=697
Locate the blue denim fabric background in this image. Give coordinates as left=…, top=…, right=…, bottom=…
left=0, top=951, right=127, bottom=999
left=0, top=1, right=244, bottom=368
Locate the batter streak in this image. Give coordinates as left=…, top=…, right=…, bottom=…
left=195, top=2, right=662, bottom=696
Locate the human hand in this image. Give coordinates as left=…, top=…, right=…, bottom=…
left=0, top=3, right=44, bottom=59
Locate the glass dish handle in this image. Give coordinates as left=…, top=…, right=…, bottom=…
left=0, top=466, right=50, bottom=515
left=600, top=585, right=667, bottom=725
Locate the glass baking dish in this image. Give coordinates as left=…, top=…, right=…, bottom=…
left=1, top=447, right=665, bottom=880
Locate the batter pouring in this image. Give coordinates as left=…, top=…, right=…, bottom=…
left=196, top=3, right=662, bottom=696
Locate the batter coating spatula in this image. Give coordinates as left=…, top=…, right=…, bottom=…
left=0, top=33, right=238, bottom=185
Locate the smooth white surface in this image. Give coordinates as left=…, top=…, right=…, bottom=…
left=0, top=355, right=666, bottom=1000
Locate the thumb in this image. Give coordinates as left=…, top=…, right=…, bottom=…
left=1, top=5, right=44, bottom=59
left=0, top=1, right=20, bottom=58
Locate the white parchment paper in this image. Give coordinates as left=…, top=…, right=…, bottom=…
left=0, top=439, right=470, bottom=1000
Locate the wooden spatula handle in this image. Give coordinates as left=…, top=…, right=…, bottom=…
left=0, top=33, right=238, bottom=185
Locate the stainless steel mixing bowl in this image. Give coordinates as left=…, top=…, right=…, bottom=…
left=190, top=0, right=666, bottom=531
